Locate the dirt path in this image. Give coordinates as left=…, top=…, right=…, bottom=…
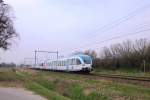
left=0, top=87, right=47, bottom=100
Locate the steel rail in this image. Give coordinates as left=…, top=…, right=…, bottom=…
left=90, top=73, right=150, bottom=82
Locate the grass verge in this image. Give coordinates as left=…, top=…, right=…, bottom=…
left=0, top=68, right=150, bottom=100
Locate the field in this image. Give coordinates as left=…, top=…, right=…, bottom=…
left=0, top=68, right=150, bottom=100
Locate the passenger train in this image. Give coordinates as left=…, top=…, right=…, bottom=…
left=31, top=54, right=93, bottom=73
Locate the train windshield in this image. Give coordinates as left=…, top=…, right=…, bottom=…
left=80, top=56, right=92, bottom=64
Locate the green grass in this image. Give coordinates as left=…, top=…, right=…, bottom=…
left=0, top=68, right=150, bottom=100
left=68, top=84, right=108, bottom=100
left=109, top=82, right=150, bottom=100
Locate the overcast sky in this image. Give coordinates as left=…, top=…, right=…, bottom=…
left=1, top=0, right=150, bottom=64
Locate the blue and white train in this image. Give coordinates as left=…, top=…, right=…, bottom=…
left=32, top=54, right=93, bottom=73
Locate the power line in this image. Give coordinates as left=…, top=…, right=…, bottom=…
left=94, top=28, right=150, bottom=45
left=65, top=22, right=150, bottom=55
left=73, top=28, right=150, bottom=51
left=63, top=3, right=150, bottom=55
left=91, top=22, right=150, bottom=42
left=73, top=2, right=150, bottom=52
left=64, top=27, right=150, bottom=55
left=86, top=3, right=150, bottom=38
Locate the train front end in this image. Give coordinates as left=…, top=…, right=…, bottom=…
left=79, top=55, right=93, bottom=73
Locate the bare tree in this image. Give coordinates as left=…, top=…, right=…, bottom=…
left=102, top=47, right=112, bottom=58
left=134, top=39, right=147, bottom=56
left=0, top=1, right=18, bottom=50
left=98, top=39, right=149, bottom=70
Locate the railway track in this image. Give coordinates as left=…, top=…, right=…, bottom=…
left=90, top=73, right=150, bottom=82
left=32, top=68, right=150, bottom=82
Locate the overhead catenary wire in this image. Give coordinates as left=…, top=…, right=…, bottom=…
left=70, top=3, right=150, bottom=52
left=62, top=3, right=150, bottom=55
left=66, top=29, right=149, bottom=56
left=86, top=3, right=150, bottom=37
left=67, top=25, right=150, bottom=53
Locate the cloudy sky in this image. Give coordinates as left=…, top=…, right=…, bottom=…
left=1, top=0, right=150, bottom=64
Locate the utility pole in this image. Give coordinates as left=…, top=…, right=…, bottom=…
left=143, top=60, right=146, bottom=73
left=35, top=50, right=37, bottom=66
left=56, top=51, right=58, bottom=59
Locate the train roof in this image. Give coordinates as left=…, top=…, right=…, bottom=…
left=46, top=54, right=91, bottom=62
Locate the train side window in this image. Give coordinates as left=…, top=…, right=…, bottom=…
left=70, top=59, right=72, bottom=65
left=59, top=61, right=60, bottom=66
left=62, top=61, right=64, bottom=66
left=60, top=61, right=62, bottom=66
left=52, top=62, right=53, bottom=66
left=71, top=59, right=75, bottom=65
left=58, top=61, right=59, bottom=66
left=62, top=61, right=63, bottom=66
left=56, top=61, right=57, bottom=66
left=76, top=59, right=81, bottom=65
left=55, top=61, right=57, bottom=66
left=54, top=61, right=56, bottom=66
left=57, top=61, right=59, bottom=66
left=65, top=61, right=67, bottom=66
left=68, top=59, right=71, bottom=65
left=53, top=61, right=55, bottom=66
left=71, top=60, right=72, bottom=65
left=58, top=61, right=60, bottom=66
left=72, top=59, right=75, bottom=65
left=64, top=61, right=66, bottom=66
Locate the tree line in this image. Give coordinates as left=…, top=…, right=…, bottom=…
left=83, top=38, right=150, bottom=71
left=0, top=62, right=16, bottom=68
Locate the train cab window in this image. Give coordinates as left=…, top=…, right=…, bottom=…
left=76, top=59, right=81, bottom=65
